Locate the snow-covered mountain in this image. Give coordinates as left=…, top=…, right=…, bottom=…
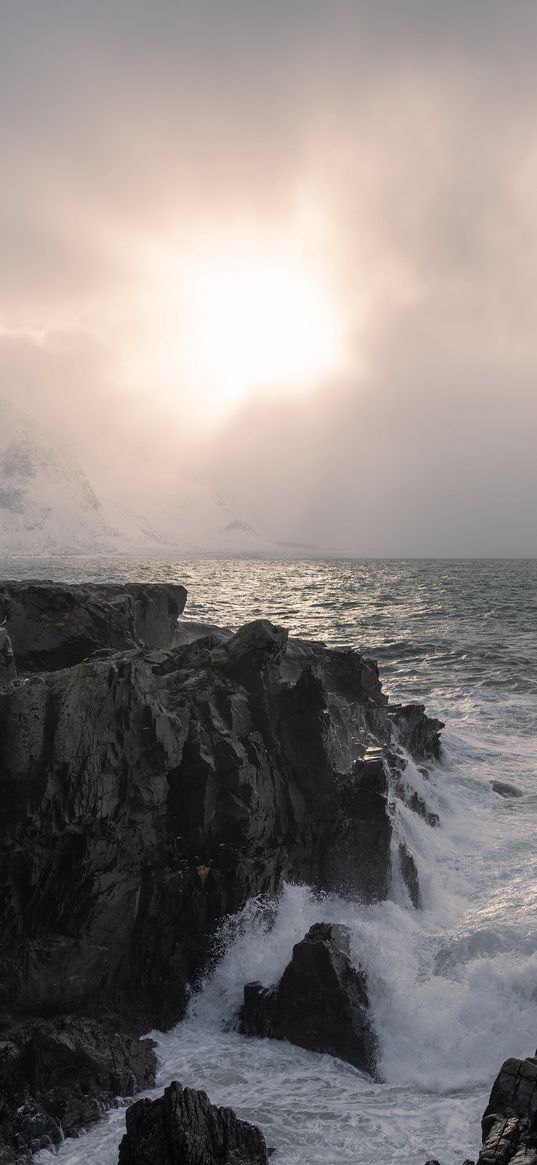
left=0, top=398, right=267, bottom=556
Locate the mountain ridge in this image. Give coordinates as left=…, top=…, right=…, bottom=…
left=0, top=397, right=268, bottom=555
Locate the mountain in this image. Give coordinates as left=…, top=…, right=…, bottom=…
left=0, top=398, right=267, bottom=556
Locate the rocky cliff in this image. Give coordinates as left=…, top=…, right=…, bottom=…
left=0, top=581, right=443, bottom=1159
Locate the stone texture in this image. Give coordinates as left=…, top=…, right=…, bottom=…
left=118, top=1079, right=268, bottom=1165
left=0, top=1018, right=155, bottom=1163
left=0, top=584, right=443, bottom=1161
left=240, top=922, right=376, bottom=1075
left=0, top=580, right=187, bottom=671
left=399, top=841, right=422, bottom=909
left=426, top=1055, right=537, bottom=1165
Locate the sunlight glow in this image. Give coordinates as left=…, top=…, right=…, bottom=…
left=148, top=243, right=345, bottom=416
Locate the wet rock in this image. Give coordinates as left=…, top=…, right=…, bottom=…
left=429, top=1054, right=537, bottom=1165
left=482, top=1056, right=537, bottom=1131
left=0, top=580, right=187, bottom=671
left=0, top=1018, right=156, bottom=1162
left=0, top=616, right=442, bottom=1035
left=320, top=750, right=392, bottom=902
left=239, top=922, right=377, bottom=1075
left=0, top=599, right=443, bottom=1159
left=399, top=842, right=422, bottom=909
left=118, top=1079, right=268, bottom=1165
left=390, top=703, right=444, bottom=760
left=491, top=782, right=524, bottom=799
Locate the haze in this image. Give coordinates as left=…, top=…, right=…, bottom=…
left=1, top=1, right=536, bottom=557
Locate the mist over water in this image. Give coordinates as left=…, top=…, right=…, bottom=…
left=10, top=556, right=534, bottom=1165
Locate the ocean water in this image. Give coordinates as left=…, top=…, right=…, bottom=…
left=4, top=557, right=536, bottom=1165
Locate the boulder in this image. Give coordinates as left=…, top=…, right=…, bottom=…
left=491, top=782, right=524, bottom=799
left=0, top=580, right=187, bottom=671
left=118, top=1079, right=268, bottom=1165
left=239, top=922, right=377, bottom=1075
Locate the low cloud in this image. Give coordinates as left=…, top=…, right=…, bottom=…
left=1, top=1, right=536, bottom=555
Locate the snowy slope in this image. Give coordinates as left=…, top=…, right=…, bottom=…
left=0, top=398, right=267, bottom=555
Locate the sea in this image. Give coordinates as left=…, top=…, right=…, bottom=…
left=3, top=556, right=536, bottom=1165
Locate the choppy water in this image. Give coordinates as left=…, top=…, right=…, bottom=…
left=4, top=556, right=536, bottom=1165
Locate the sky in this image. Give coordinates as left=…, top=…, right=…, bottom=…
left=1, top=0, right=536, bottom=556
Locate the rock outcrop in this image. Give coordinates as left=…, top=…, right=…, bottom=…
left=0, top=610, right=442, bottom=1037
left=0, top=581, right=443, bottom=1160
left=240, top=922, right=376, bottom=1075
left=425, top=1053, right=537, bottom=1165
left=118, top=1080, right=268, bottom=1165
left=0, top=580, right=187, bottom=671
left=0, top=1018, right=155, bottom=1163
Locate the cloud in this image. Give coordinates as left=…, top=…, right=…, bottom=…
left=1, top=1, right=536, bottom=554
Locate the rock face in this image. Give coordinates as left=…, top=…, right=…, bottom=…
left=0, top=582, right=443, bottom=1160
left=425, top=1054, right=537, bottom=1165
left=0, top=580, right=187, bottom=671
left=0, top=1018, right=156, bottom=1163
left=478, top=1056, right=537, bottom=1165
left=118, top=1080, right=268, bottom=1165
left=0, top=608, right=442, bottom=1039
left=240, top=922, right=376, bottom=1075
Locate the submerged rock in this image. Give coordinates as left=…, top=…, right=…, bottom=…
left=118, top=1079, right=268, bottom=1165
left=239, top=922, right=377, bottom=1076
left=491, top=781, right=524, bottom=799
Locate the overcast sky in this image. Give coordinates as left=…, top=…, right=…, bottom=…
left=1, top=1, right=536, bottom=555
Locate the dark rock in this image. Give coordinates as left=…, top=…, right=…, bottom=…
left=0, top=1017, right=156, bottom=1162
left=491, top=782, right=524, bottom=799
left=390, top=703, right=444, bottom=760
left=0, top=614, right=442, bottom=1034
left=0, top=580, right=187, bottom=671
left=482, top=1057, right=537, bottom=1131
left=399, top=842, right=422, bottom=909
left=118, top=1079, right=268, bottom=1165
left=394, top=774, right=440, bottom=827
left=429, top=1054, right=537, bottom=1165
left=320, top=750, right=392, bottom=902
left=239, top=922, right=376, bottom=1075
left=0, top=593, right=443, bottom=1159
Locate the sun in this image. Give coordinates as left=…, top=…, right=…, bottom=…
left=146, top=240, right=345, bottom=417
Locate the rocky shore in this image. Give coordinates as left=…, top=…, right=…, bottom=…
left=0, top=579, right=444, bottom=1161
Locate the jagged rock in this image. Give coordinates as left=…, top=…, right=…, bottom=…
left=321, top=750, right=392, bottom=902
left=399, top=842, right=422, bottom=909
left=428, top=1055, right=537, bottom=1165
left=239, top=922, right=376, bottom=1075
left=0, top=580, right=187, bottom=671
left=0, top=610, right=442, bottom=1035
left=0, top=1018, right=156, bottom=1162
left=118, top=1079, right=268, bottom=1165
left=482, top=1057, right=537, bottom=1131
left=390, top=703, right=444, bottom=760
left=0, top=590, right=443, bottom=1160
